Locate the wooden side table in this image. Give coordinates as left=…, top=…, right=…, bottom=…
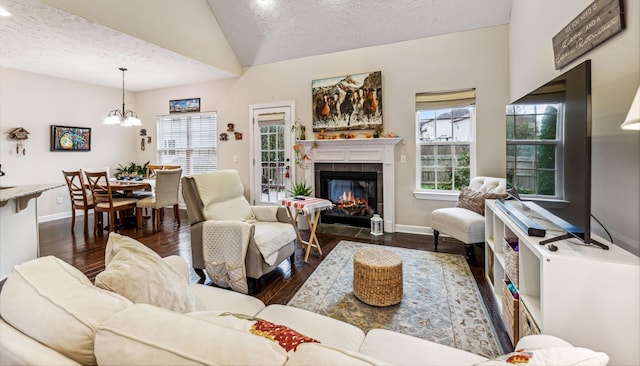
left=280, top=196, right=334, bottom=263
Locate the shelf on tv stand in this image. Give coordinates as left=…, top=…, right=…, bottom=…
left=484, top=199, right=639, bottom=365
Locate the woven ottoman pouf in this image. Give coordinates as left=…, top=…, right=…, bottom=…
left=353, top=248, right=403, bottom=306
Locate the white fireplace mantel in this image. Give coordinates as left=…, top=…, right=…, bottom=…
left=299, top=138, right=401, bottom=232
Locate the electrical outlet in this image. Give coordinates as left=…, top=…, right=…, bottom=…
left=400, top=155, right=407, bottom=163
left=233, top=154, right=238, bottom=163
left=56, top=197, right=63, bottom=205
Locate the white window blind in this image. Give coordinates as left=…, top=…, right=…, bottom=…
left=157, top=112, right=217, bottom=175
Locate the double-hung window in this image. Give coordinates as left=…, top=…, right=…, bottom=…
left=506, top=92, right=564, bottom=199
left=157, top=112, right=218, bottom=175
left=415, top=89, right=475, bottom=194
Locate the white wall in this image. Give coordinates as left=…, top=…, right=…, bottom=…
left=0, top=68, right=140, bottom=220
left=510, top=0, right=640, bottom=255
left=136, top=25, right=510, bottom=230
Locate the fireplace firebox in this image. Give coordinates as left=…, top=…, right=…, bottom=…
left=319, top=171, right=378, bottom=228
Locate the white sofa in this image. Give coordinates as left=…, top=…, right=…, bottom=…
left=0, top=234, right=609, bottom=366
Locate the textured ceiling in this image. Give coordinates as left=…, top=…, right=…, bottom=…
left=0, top=0, right=512, bottom=91
left=0, top=0, right=236, bottom=91
left=208, top=0, right=513, bottom=67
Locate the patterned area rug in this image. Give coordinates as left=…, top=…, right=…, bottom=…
left=287, top=240, right=502, bottom=358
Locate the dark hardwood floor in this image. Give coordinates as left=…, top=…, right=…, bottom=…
left=38, top=209, right=512, bottom=353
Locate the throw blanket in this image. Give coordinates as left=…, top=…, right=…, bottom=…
left=202, top=221, right=252, bottom=294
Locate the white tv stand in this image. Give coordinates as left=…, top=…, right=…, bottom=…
left=484, top=199, right=639, bottom=365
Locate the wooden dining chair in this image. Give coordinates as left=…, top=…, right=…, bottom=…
left=145, top=164, right=181, bottom=178
left=136, top=168, right=182, bottom=231
left=84, top=171, right=139, bottom=235
left=62, top=170, right=96, bottom=234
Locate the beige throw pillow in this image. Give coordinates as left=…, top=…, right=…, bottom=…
left=95, top=233, right=196, bottom=313
left=456, top=186, right=507, bottom=216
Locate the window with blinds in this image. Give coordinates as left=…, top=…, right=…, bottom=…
left=415, top=89, right=475, bottom=192
left=157, top=112, right=217, bottom=176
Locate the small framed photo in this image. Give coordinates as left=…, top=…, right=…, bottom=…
left=169, top=98, right=200, bottom=113
left=51, top=125, right=91, bottom=151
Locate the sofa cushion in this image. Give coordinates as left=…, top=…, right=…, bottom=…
left=189, top=284, right=266, bottom=314
left=94, top=304, right=288, bottom=365
left=475, top=347, right=609, bottom=366
left=456, top=186, right=507, bottom=216
left=359, top=329, right=488, bottom=366
left=0, top=256, right=131, bottom=365
left=286, top=343, right=391, bottom=366
left=257, top=304, right=366, bottom=352
left=94, top=233, right=196, bottom=313
left=188, top=312, right=320, bottom=352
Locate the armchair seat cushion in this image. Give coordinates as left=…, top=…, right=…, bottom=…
left=432, top=207, right=485, bottom=244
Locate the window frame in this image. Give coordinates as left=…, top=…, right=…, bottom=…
left=505, top=103, right=565, bottom=200
left=414, top=90, right=476, bottom=200
left=156, top=112, right=218, bottom=176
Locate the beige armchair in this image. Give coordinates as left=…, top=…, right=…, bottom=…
left=431, top=176, right=507, bottom=260
left=181, top=170, right=297, bottom=293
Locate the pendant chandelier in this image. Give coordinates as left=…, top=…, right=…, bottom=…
left=104, top=67, right=142, bottom=127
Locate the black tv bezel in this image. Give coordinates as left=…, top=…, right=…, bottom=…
left=507, top=60, right=606, bottom=249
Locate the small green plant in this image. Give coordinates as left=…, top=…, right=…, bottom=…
left=288, top=181, right=312, bottom=196
left=115, top=161, right=149, bottom=179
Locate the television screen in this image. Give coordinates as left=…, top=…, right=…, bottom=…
left=506, top=60, right=605, bottom=248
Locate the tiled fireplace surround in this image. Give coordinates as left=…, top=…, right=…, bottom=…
left=299, top=138, right=401, bottom=232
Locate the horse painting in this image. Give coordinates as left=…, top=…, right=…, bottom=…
left=311, top=71, right=382, bottom=131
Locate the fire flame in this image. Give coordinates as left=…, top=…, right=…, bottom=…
left=337, top=191, right=368, bottom=208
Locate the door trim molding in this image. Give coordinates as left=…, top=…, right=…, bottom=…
left=248, top=100, right=295, bottom=204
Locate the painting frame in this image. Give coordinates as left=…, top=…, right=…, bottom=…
left=169, top=98, right=201, bottom=113
left=312, top=71, right=382, bottom=132
left=50, top=125, right=91, bottom=152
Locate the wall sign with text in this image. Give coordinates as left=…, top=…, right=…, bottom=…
left=552, top=0, right=625, bottom=70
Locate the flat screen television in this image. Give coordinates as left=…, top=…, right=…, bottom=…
left=506, top=60, right=607, bottom=249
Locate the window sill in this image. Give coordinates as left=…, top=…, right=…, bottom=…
left=413, top=191, right=458, bottom=202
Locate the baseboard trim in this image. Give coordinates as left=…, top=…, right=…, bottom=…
left=38, top=211, right=72, bottom=223
left=394, top=224, right=432, bottom=235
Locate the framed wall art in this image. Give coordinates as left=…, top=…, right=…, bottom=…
left=50, top=125, right=91, bottom=151
left=312, top=71, right=382, bottom=131
left=169, top=98, right=200, bottom=113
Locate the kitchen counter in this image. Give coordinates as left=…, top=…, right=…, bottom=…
left=1, top=183, right=63, bottom=279
left=0, top=183, right=63, bottom=209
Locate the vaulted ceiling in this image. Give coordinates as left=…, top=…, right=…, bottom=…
left=0, top=0, right=512, bottom=91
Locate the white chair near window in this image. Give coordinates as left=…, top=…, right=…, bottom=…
left=431, top=176, right=507, bottom=259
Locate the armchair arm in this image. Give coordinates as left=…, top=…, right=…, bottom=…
left=251, top=205, right=279, bottom=222
left=250, top=206, right=293, bottom=224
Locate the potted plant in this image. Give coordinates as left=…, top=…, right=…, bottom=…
left=115, top=161, right=149, bottom=180
left=288, top=181, right=313, bottom=230
left=288, top=180, right=312, bottom=197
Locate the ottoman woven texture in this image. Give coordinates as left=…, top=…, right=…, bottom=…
left=353, top=248, right=403, bottom=307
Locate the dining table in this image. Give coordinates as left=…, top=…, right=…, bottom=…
left=108, top=178, right=154, bottom=197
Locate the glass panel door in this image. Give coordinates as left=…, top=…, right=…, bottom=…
left=252, top=106, right=292, bottom=205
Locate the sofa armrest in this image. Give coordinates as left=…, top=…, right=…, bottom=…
left=161, top=255, right=189, bottom=282
left=514, top=334, right=574, bottom=349
left=1, top=318, right=82, bottom=366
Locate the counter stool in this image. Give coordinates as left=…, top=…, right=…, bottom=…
left=353, top=248, right=403, bottom=306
